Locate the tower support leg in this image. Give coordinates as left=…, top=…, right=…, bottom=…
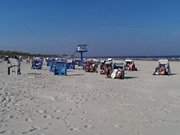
left=80, top=52, right=83, bottom=66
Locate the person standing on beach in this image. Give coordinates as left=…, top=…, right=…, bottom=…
left=7, top=56, right=21, bottom=75
left=17, top=56, right=21, bottom=75
left=106, top=63, right=113, bottom=78
left=7, top=57, right=16, bottom=75
left=14, top=56, right=21, bottom=75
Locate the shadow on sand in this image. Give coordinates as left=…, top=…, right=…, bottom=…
left=124, top=76, right=138, bottom=79
left=27, top=73, right=42, bottom=76
left=169, top=73, right=177, bottom=76
left=153, top=73, right=177, bottom=76
left=106, top=76, right=137, bottom=80
left=68, top=74, right=84, bottom=77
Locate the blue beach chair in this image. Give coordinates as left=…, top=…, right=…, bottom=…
left=32, top=58, right=43, bottom=70
left=54, top=61, right=67, bottom=76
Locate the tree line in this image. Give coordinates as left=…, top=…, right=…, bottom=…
left=0, top=50, right=69, bottom=58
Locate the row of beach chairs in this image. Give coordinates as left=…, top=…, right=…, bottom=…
left=31, top=57, right=172, bottom=78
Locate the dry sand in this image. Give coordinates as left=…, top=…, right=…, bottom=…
left=0, top=61, right=180, bottom=135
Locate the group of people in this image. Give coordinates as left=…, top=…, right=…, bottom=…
left=84, top=58, right=138, bottom=79
left=100, top=60, right=125, bottom=79
left=100, top=61, right=113, bottom=77
left=125, top=61, right=138, bottom=71
left=84, top=61, right=98, bottom=73
left=153, top=59, right=171, bottom=75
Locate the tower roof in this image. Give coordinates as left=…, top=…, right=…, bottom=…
left=76, top=44, right=88, bottom=52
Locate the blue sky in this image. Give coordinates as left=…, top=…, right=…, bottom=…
left=0, top=0, right=180, bottom=56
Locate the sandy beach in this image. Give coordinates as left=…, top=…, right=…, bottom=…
left=0, top=60, right=180, bottom=135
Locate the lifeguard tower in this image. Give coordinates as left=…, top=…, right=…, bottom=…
left=76, top=44, right=88, bottom=65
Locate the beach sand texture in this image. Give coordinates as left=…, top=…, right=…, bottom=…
left=0, top=61, right=180, bottom=135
